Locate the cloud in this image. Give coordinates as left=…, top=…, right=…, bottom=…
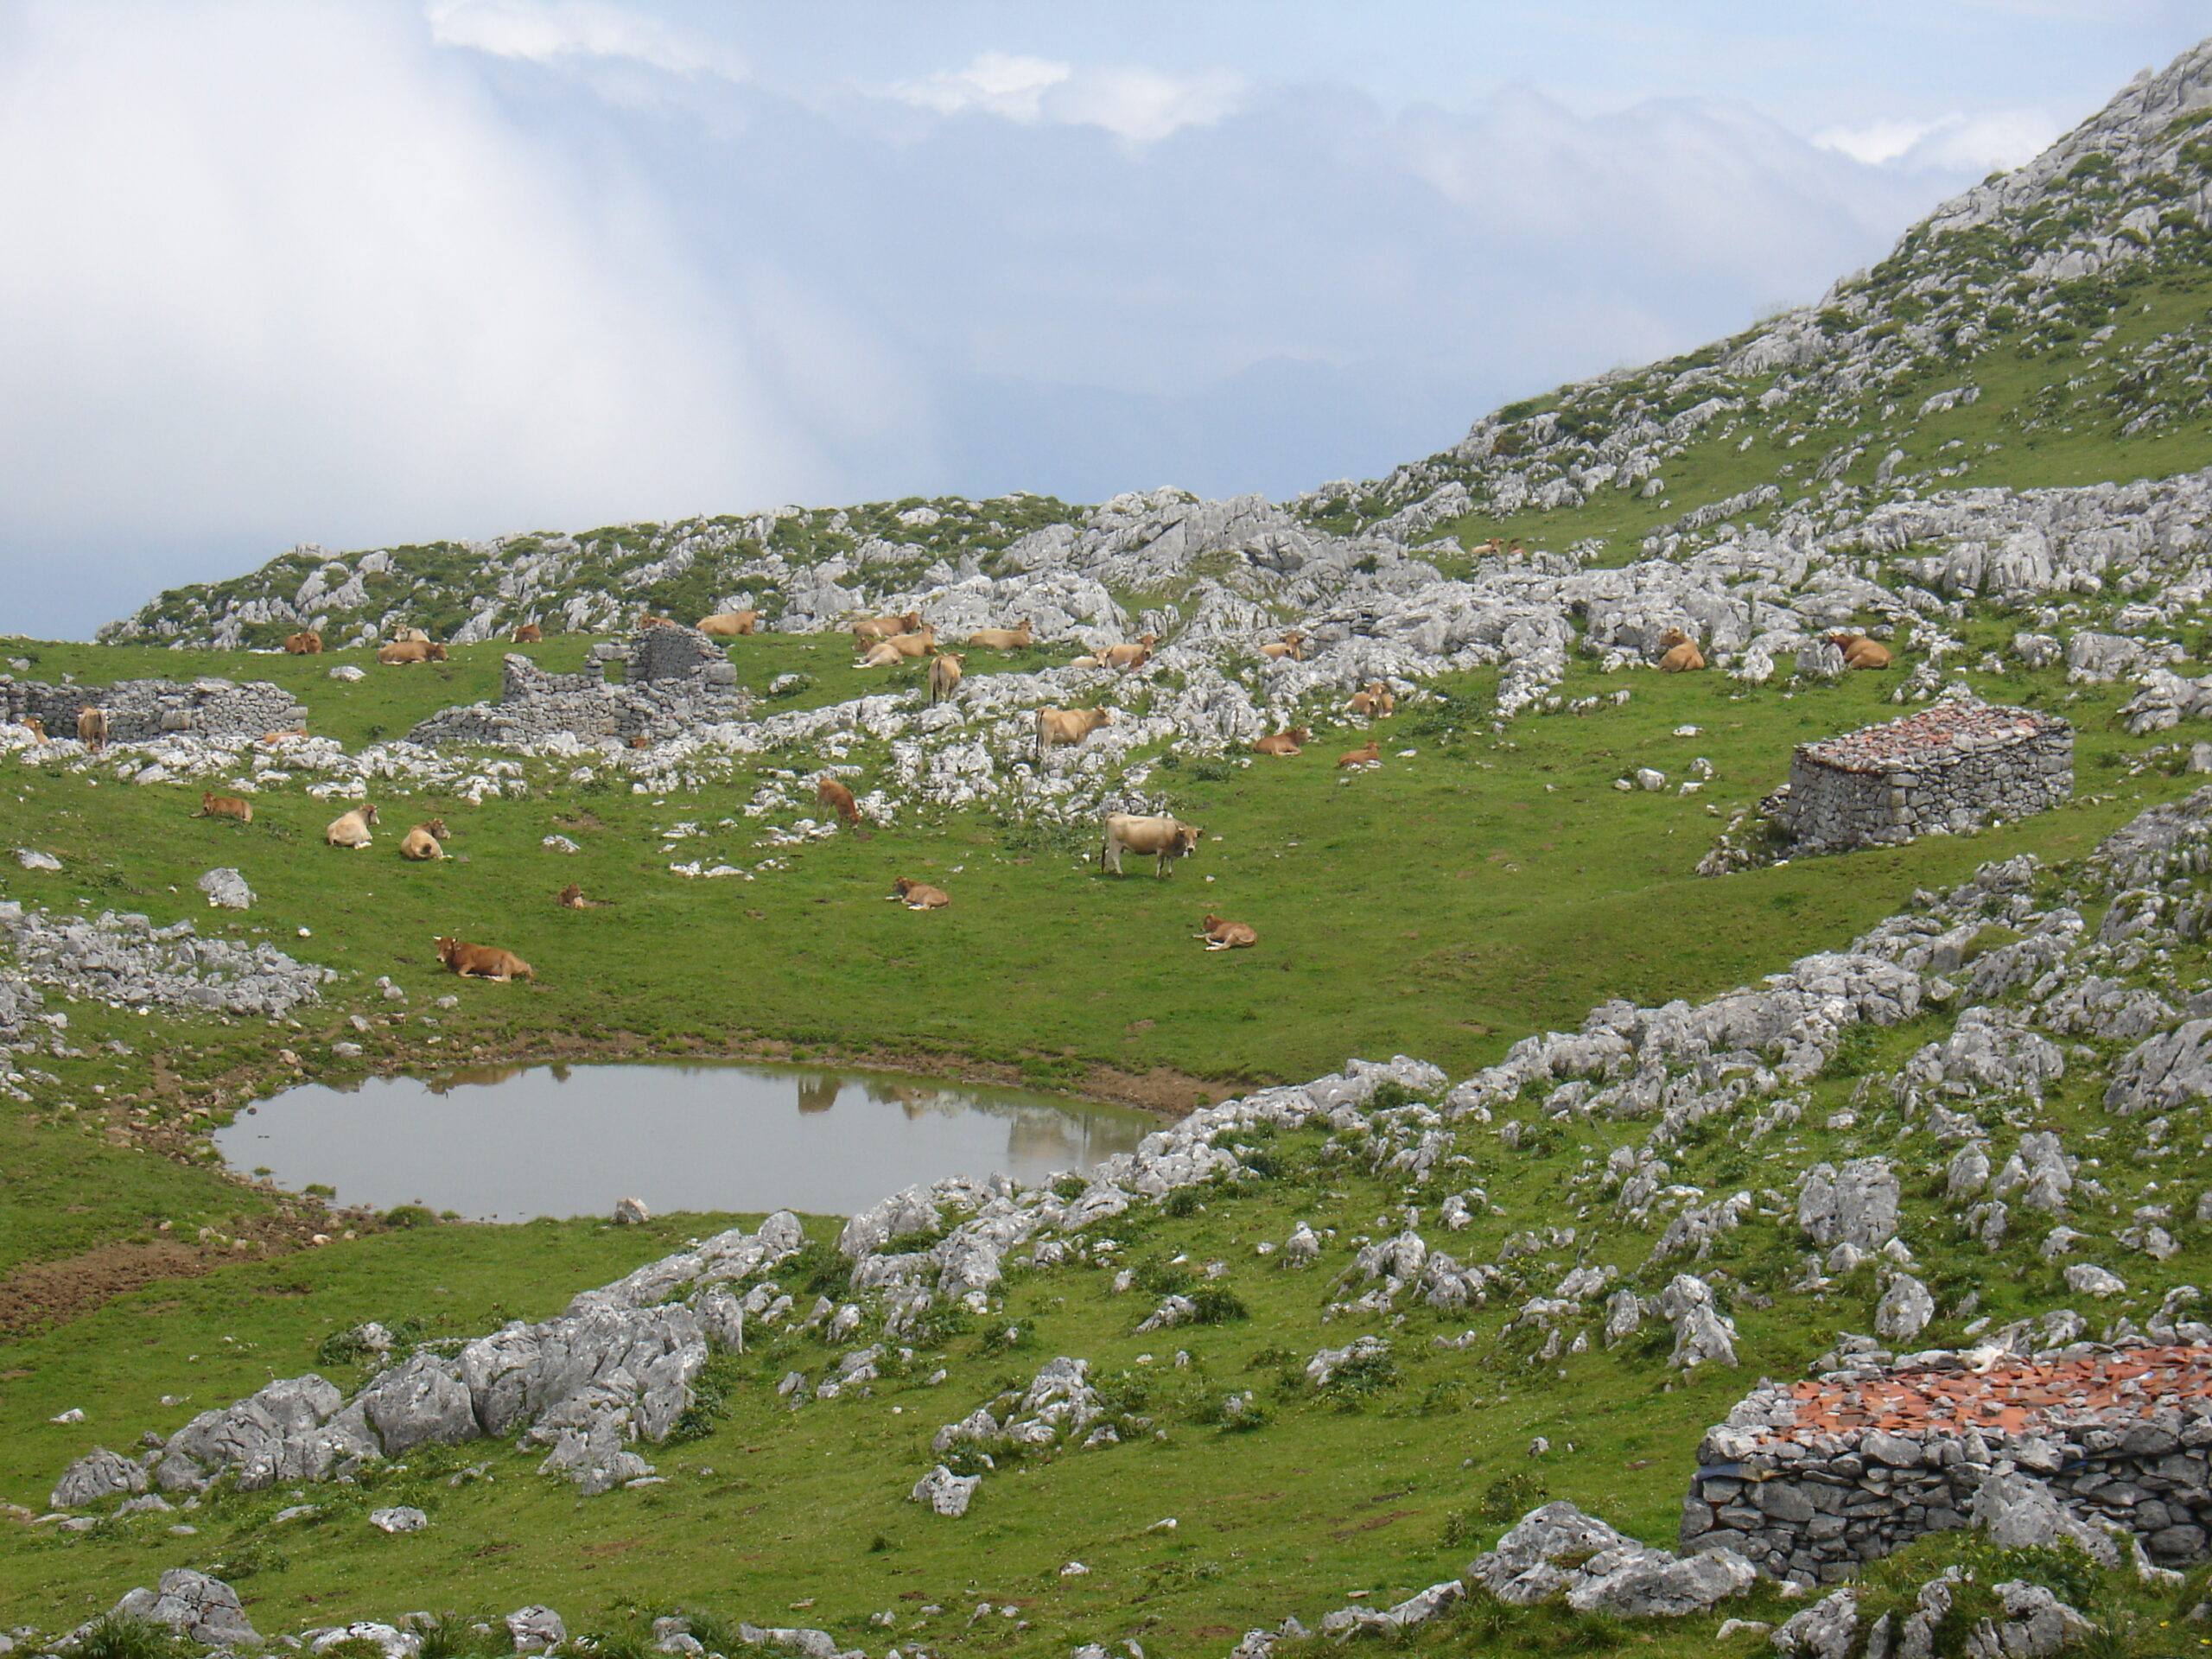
left=1813, top=109, right=2060, bottom=173
left=888, top=51, right=1245, bottom=143
left=425, top=0, right=747, bottom=79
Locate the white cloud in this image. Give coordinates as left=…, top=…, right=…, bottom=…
left=890, top=51, right=1071, bottom=122
left=1814, top=109, right=2059, bottom=174
left=425, top=0, right=747, bottom=79
left=889, top=52, right=1244, bottom=143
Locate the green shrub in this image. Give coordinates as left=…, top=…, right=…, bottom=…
left=1187, top=1284, right=1249, bottom=1324
left=71, top=1615, right=190, bottom=1659
left=1478, top=1470, right=1548, bottom=1521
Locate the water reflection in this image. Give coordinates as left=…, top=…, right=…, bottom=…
left=217, top=1062, right=1149, bottom=1221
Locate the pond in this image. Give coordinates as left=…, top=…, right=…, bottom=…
left=215, top=1062, right=1154, bottom=1221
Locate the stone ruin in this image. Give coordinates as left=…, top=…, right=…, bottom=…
left=1681, top=1344, right=2212, bottom=1583
left=407, top=620, right=747, bottom=747
left=1, top=675, right=306, bottom=745
left=1779, top=700, right=2072, bottom=855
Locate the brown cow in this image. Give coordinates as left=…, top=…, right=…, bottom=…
left=856, top=639, right=903, bottom=669
left=1066, top=654, right=1103, bottom=670
left=928, top=652, right=964, bottom=705
left=20, top=715, right=43, bottom=742
left=1101, top=813, right=1201, bottom=877
left=391, top=626, right=429, bottom=644
left=283, top=630, right=323, bottom=655
left=1037, top=706, right=1112, bottom=760
left=1832, top=632, right=1892, bottom=670
left=1102, top=633, right=1157, bottom=671
left=377, top=640, right=448, bottom=664
left=1198, top=914, right=1257, bottom=950
left=399, top=820, right=449, bottom=861
left=967, top=620, right=1032, bottom=651
left=886, top=624, right=937, bottom=659
left=261, top=728, right=306, bottom=745
left=1657, top=628, right=1706, bottom=673
left=1259, top=632, right=1305, bottom=662
left=697, top=610, right=760, bottom=638
left=852, top=611, right=921, bottom=643
left=194, top=792, right=253, bottom=823
left=635, top=612, right=676, bottom=629
left=512, top=622, right=543, bottom=644
left=325, top=804, right=378, bottom=848
left=1252, top=727, right=1310, bottom=757
left=556, top=883, right=607, bottom=909
left=1348, top=682, right=1395, bottom=717
left=76, top=708, right=106, bottom=751
left=816, top=775, right=862, bottom=828
left=1337, top=739, right=1381, bottom=769
left=888, top=876, right=950, bottom=910
left=435, top=936, right=535, bottom=982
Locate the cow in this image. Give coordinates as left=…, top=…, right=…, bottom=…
left=556, top=883, right=607, bottom=908
left=283, top=630, right=322, bottom=655
left=20, top=715, right=43, bottom=742
left=886, top=625, right=937, bottom=659
left=816, top=775, right=862, bottom=828
left=76, top=708, right=106, bottom=751
left=856, top=640, right=904, bottom=669
left=391, top=626, right=429, bottom=644
left=1037, top=706, right=1111, bottom=760
left=512, top=622, right=543, bottom=644
left=1067, top=654, right=1103, bottom=670
left=194, top=792, right=253, bottom=823
left=635, top=612, right=676, bottom=629
left=1338, top=739, right=1381, bottom=769
left=1198, top=914, right=1257, bottom=950
left=1252, top=727, right=1310, bottom=757
left=852, top=611, right=921, bottom=643
left=1101, top=813, right=1200, bottom=878
left=399, top=820, right=449, bottom=861
left=928, top=652, right=964, bottom=705
left=1259, top=632, right=1305, bottom=662
left=377, top=640, right=448, bottom=664
left=1102, top=633, right=1157, bottom=671
left=325, top=804, right=379, bottom=848
left=967, top=620, right=1032, bottom=652
left=1476, top=537, right=1503, bottom=556
left=260, top=728, right=306, bottom=745
left=1348, top=682, right=1395, bottom=717
left=1657, top=629, right=1706, bottom=672
left=1832, top=632, right=1892, bottom=671
left=435, top=936, right=535, bottom=982
left=697, top=610, right=761, bottom=638
left=888, top=876, right=950, bottom=909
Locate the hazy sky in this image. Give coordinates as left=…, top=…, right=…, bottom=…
left=3, top=0, right=2209, bottom=638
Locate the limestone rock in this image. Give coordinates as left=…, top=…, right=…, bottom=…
left=1797, top=1160, right=1899, bottom=1249
left=1471, top=1502, right=1751, bottom=1616
left=369, top=1504, right=428, bottom=1533
left=104, top=1569, right=259, bottom=1649
left=1770, top=1589, right=1855, bottom=1659
left=196, top=867, right=255, bottom=909
left=506, top=1605, right=567, bottom=1652
left=50, top=1445, right=147, bottom=1509
left=911, top=1463, right=981, bottom=1517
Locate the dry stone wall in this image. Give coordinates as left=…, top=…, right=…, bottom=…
left=408, top=623, right=746, bottom=747
left=1, top=675, right=306, bottom=745
left=1781, top=701, right=2072, bottom=855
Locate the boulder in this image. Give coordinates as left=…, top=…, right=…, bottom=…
left=1771, top=1589, right=1855, bottom=1659
left=105, top=1569, right=259, bottom=1649
left=1471, top=1502, right=1751, bottom=1616
left=912, top=1463, right=981, bottom=1517
left=50, top=1445, right=147, bottom=1509
left=369, top=1505, right=428, bottom=1533
left=196, top=867, right=255, bottom=909
left=506, top=1605, right=567, bottom=1652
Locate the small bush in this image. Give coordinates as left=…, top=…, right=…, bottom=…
left=1191, top=757, right=1233, bottom=782
left=1161, top=1186, right=1203, bottom=1218
left=1187, top=1284, right=1249, bottom=1324
left=1478, top=1470, right=1548, bottom=1521
left=71, top=1615, right=189, bottom=1659
left=382, top=1204, right=436, bottom=1230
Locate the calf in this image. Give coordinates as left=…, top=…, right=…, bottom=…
left=886, top=624, right=937, bottom=659
left=856, top=639, right=903, bottom=668
left=1101, top=813, right=1201, bottom=878
left=512, top=622, right=543, bottom=644
left=1198, top=914, right=1257, bottom=950
left=1102, top=633, right=1157, bottom=671
left=852, top=611, right=921, bottom=643
left=76, top=708, right=106, bottom=751
left=1252, top=727, right=1309, bottom=757
left=1258, top=632, right=1305, bottom=662
left=556, top=883, right=607, bottom=908
left=888, top=876, right=950, bottom=909
left=194, top=792, right=253, bottom=823
left=967, top=620, right=1032, bottom=651
left=1348, top=682, right=1395, bottom=717
left=1036, top=706, right=1112, bottom=760
left=1832, top=632, right=1892, bottom=670
left=1656, top=628, right=1706, bottom=672
left=325, top=804, right=379, bottom=848
left=1337, top=739, right=1381, bottom=769
left=697, top=610, right=760, bottom=638
left=283, top=630, right=322, bottom=655
left=928, top=652, right=964, bottom=705
left=816, top=775, right=862, bottom=827
left=20, top=715, right=43, bottom=742
left=399, top=820, right=449, bottom=861
left=435, top=936, right=535, bottom=982
left=377, top=640, right=448, bottom=664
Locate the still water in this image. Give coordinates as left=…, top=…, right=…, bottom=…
left=216, top=1062, right=1152, bottom=1221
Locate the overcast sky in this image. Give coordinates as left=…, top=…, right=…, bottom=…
left=3, top=0, right=2209, bottom=639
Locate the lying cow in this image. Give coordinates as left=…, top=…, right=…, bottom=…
left=1102, top=633, right=1157, bottom=671
left=1656, top=628, right=1705, bottom=672
left=1252, top=727, right=1309, bottom=756
left=556, top=883, right=607, bottom=909
left=885, top=624, right=936, bottom=658
left=283, top=630, right=322, bottom=655
left=194, top=792, right=253, bottom=823
left=399, top=819, right=449, bottom=861
left=20, top=715, right=43, bottom=742
left=325, top=804, right=379, bottom=848
left=1338, top=739, right=1380, bottom=769
left=377, top=640, right=448, bottom=664
left=852, top=611, right=921, bottom=644
left=435, top=936, right=535, bottom=982
left=697, top=610, right=760, bottom=638
left=512, top=622, right=543, bottom=644
left=967, top=620, right=1032, bottom=651
left=1037, top=706, right=1112, bottom=760
left=1198, top=914, right=1257, bottom=950
left=856, top=639, right=903, bottom=669
left=1348, top=682, right=1395, bottom=716
left=1259, top=632, right=1305, bottom=662
left=888, top=876, right=950, bottom=909
left=1831, top=632, right=1892, bottom=670
left=928, top=652, right=964, bottom=705
left=77, top=708, right=106, bottom=751
left=1101, top=813, right=1200, bottom=878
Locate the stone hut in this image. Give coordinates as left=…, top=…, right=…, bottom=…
left=2, top=676, right=307, bottom=744
left=1779, top=700, right=2071, bottom=855
left=408, top=620, right=745, bottom=747
left=1681, top=1346, right=2212, bottom=1583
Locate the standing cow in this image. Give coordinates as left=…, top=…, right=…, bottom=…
left=1101, top=813, right=1201, bottom=878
